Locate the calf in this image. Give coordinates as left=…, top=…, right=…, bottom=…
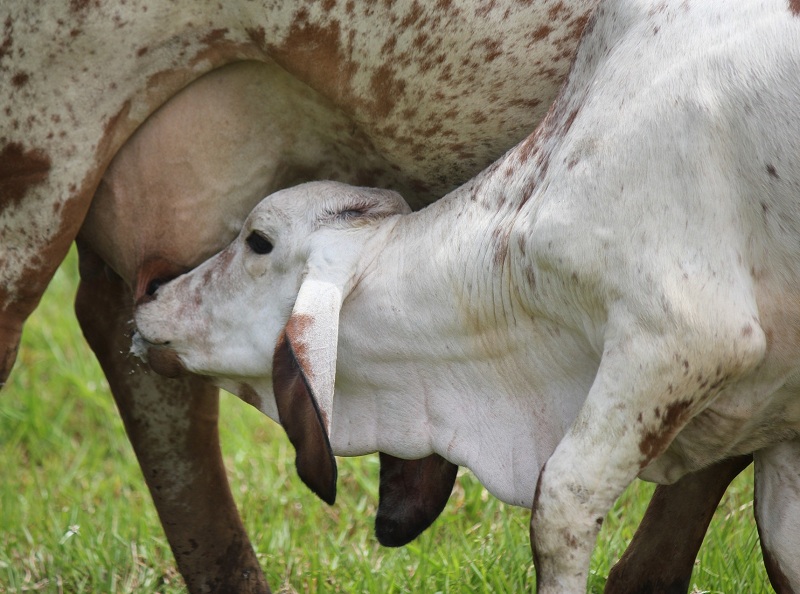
left=134, top=0, right=800, bottom=591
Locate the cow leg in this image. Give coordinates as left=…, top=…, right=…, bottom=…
left=74, top=241, right=269, bottom=594
left=754, top=440, right=800, bottom=594
left=604, top=455, right=751, bottom=594
left=0, top=313, right=23, bottom=386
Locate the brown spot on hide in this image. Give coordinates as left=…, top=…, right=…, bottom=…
left=561, top=528, right=579, bottom=549
left=96, top=100, right=133, bottom=172
left=0, top=142, right=52, bottom=209
left=11, top=71, right=29, bottom=87
left=525, top=266, right=536, bottom=291
left=369, top=65, right=405, bottom=119
left=267, top=19, right=359, bottom=115
left=400, top=2, right=425, bottom=28
left=266, top=15, right=405, bottom=120
left=201, top=28, right=229, bottom=45
left=532, top=24, right=553, bottom=41
left=246, top=26, right=265, bottom=48
left=1, top=152, right=94, bottom=383
left=284, top=313, right=313, bottom=383
left=568, top=12, right=591, bottom=41
left=638, top=399, right=693, bottom=464
left=70, top=0, right=92, bottom=12
left=0, top=17, right=13, bottom=62
left=791, top=0, right=800, bottom=17
left=492, top=227, right=510, bottom=269
left=513, top=102, right=581, bottom=210
left=479, top=39, right=503, bottom=63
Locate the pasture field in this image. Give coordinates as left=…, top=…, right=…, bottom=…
left=1, top=248, right=770, bottom=593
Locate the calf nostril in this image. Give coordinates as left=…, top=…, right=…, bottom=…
left=146, top=278, right=166, bottom=297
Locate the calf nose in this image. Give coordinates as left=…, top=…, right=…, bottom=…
left=135, top=278, right=166, bottom=306
left=134, top=257, right=188, bottom=304
left=135, top=275, right=178, bottom=306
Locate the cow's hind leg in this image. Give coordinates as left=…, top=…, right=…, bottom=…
left=754, top=440, right=800, bottom=594
left=75, top=241, right=270, bottom=594
left=604, top=456, right=751, bottom=594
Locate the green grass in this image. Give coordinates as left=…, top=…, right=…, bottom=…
left=0, top=247, right=771, bottom=593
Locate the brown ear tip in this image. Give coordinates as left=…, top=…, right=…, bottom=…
left=297, top=460, right=337, bottom=505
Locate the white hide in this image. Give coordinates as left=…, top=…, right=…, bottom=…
left=135, top=1, right=800, bottom=591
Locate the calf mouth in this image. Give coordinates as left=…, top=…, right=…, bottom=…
left=130, top=331, right=188, bottom=378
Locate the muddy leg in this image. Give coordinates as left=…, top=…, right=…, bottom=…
left=75, top=241, right=269, bottom=594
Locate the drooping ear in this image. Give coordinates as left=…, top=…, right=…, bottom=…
left=375, top=453, right=459, bottom=546
left=271, top=183, right=407, bottom=504
left=272, top=278, right=342, bottom=505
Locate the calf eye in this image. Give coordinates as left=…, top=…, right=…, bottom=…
left=246, top=231, right=273, bottom=254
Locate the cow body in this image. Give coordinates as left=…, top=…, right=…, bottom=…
left=133, top=0, right=800, bottom=591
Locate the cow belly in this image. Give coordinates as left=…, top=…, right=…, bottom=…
left=79, top=61, right=416, bottom=294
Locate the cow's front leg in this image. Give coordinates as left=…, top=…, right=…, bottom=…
left=754, top=439, right=800, bottom=593
left=604, top=455, right=751, bottom=594
left=531, top=327, right=765, bottom=594
left=75, top=242, right=269, bottom=594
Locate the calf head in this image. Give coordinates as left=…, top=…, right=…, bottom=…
left=133, top=181, right=410, bottom=504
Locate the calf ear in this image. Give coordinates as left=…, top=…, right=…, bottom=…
left=272, top=278, right=341, bottom=505
left=375, top=453, right=459, bottom=546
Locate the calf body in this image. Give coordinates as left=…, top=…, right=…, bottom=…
left=135, top=0, right=800, bottom=591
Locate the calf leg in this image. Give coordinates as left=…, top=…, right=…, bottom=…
left=604, top=456, right=751, bottom=594
left=754, top=440, right=800, bottom=594
left=75, top=242, right=269, bottom=594
left=531, top=325, right=764, bottom=593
